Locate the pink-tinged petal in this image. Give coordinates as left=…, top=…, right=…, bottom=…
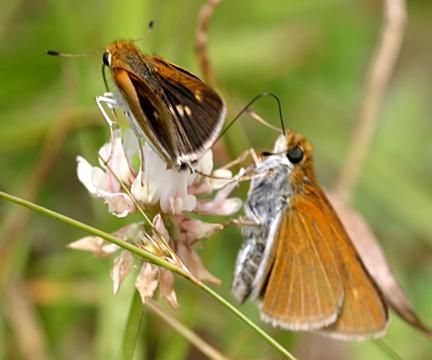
left=135, top=262, right=159, bottom=304
left=111, top=134, right=136, bottom=185
left=99, top=191, right=135, bottom=218
left=67, top=236, right=119, bottom=256
left=111, top=251, right=134, bottom=294
left=188, top=168, right=232, bottom=196
left=188, top=181, right=213, bottom=196
left=76, top=156, right=98, bottom=194
left=176, top=243, right=220, bottom=284
left=196, top=197, right=242, bottom=216
left=329, top=193, right=432, bottom=336
left=153, top=214, right=170, bottom=241
left=159, top=269, right=179, bottom=309
left=179, top=219, right=223, bottom=242
left=101, top=130, right=136, bottom=186
left=195, top=179, right=242, bottom=216
left=90, top=166, right=112, bottom=192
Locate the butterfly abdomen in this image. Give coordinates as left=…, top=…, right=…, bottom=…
left=231, top=155, right=292, bottom=303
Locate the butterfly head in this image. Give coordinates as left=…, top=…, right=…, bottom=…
left=103, top=41, right=142, bottom=71
left=270, top=129, right=315, bottom=186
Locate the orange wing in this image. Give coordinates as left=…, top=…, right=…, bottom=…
left=319, top=191, right=388, bottom=339
left=260, top=192, right=344, bottom=330
left=260, top=185, right=388, bottom=338
left=112, top=68, right=176, bottom=164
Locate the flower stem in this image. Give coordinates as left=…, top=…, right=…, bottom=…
left=0, top=191, right=296, bottom=360
left=119, top=290, right=145, bottom=360
left=196, top=282, right=296, bottom=360
left=0, top=191, right=181, bottom=275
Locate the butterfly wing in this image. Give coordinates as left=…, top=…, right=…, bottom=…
left=151, top=56, right=226, bottom=165
left=260, top=184, right=388, bottom=338
left=111, top=67, right=177, bottom=164
left=260, top=192, right=344, bottom=330
left=319, top=192, right=389, bottom=339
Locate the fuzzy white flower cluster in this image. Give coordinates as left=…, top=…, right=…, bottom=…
left=70, top=129, right=242, bottom=307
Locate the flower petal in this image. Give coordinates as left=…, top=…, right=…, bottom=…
left=153, top=214, right=170, bottom=241
left=159, top=269, right=179, bottom=309
left=76, top=156, right=98, bottom=195
left=195, top=178, right=241, bottom=215
left=176, top=243, right=220, bottom=284
left=100, top=191, right=135, bottom=217
left=131, top=169, right=160, bottom=205
left=135, top=262, right=159, bottom=304
left=210, top=169, right=234, bottom=190
left=189, top=150, right=214, bottom=186
left=160, top=170, right=197, bottom=214
left=67, top=236, right=119, bottom=256
left=111, top=250, right=134, bottom=294
left=179, top=218, right=223, bottom=242
left=123, top=128, right=140, bottom=166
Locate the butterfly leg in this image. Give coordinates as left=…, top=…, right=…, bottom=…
left=224, top=207, right=262, bottom=228
left=95, top=93, right=120, bottom=128
left=197, top=148, right=262, bottom=183
left=221, top=148, right=261, bottom=170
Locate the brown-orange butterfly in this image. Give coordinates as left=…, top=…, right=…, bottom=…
left=97, top=40, right=225, bottom=170
left=48, top=29, right=226, bottom=170
left=231, top=129, right=388, bottom=340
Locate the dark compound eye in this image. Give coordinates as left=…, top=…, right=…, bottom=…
left=287, top=146, right=304, bottom=164
left=102, top=51, right=111, bottom=66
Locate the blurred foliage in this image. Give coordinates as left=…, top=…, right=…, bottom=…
left=0, top=0, right=431, bottom=359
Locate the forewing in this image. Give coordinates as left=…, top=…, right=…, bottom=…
left=112, top=68, right=176, bottom=163
left=260, top=195, right=344, bottom=330
left=151, top=56, right=226, bottom=163
left=318, top=191, right=388, bottom=339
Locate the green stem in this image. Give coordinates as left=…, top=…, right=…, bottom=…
left=0, top=191, right=182, bottom=276
left=119, top=290, right=145, bottom=360
left=0, top=191, right=296, bottom=360
left=197, top=283, right=296, bottom=360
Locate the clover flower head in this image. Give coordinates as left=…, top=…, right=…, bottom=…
left=71, top=129, right=242, bottom=307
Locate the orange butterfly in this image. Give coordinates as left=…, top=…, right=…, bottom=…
left=98, top=41, right=226, bottom=170
left=232, top=129, right=388, bottom=339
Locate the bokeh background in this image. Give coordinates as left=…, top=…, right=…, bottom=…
left=1, top=0, right=431, bottom=359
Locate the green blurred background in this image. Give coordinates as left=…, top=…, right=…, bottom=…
left=0, top=0, right=431, bottom=359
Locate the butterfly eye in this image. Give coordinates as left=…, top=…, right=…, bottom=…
left=287, top=146, right=304, bottom=164
left=102, top=51, right=111, bottom=66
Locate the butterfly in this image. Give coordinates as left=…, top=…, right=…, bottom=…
left=231, top=129, right=388, bottom=340
left=97, top=41, right=226, bottom=170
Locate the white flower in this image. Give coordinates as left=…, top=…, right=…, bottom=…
left=195, top=180, right=242, bottom=216
left=72, top=128, right=243, bottom=308
left=159, top=170, right=197, bottom=214
left=130, top=143, right=166, bottom=205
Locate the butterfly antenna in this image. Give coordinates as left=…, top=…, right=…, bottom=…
left=216, top=92, right=285, bottom=142
left=45, top=49, right=97, bottom=58
left=131, top=20, right=156, bottom=43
